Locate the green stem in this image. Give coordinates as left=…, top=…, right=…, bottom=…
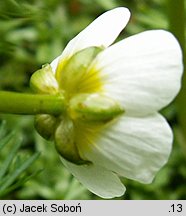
left=168, top=0, right=186, bottom=134
left=0, top=91, right=65, bottom=115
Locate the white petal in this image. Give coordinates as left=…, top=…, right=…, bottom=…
left=62, top=7, right=130, bottom=57
left=93, top=30, right=183, bottom=116
left=50, top=56, right=60, bottom=74
left=50, top=7, right=130, bottom=73
left=61, top=158, right=126, bottom=199
left=79, top=113, right=173, bottom=184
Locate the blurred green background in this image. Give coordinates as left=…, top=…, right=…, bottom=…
left=0, top=0, right=185, bottom=199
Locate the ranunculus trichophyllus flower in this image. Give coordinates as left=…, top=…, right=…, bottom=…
left=31, top=7, right=183, bottom=198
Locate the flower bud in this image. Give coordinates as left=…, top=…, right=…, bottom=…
left=30, top=64, right=59, bottom=94
left=69, top=93, right=124, bottom=122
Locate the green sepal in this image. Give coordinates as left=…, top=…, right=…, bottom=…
left=34, top=114, right=57, bottom=140
left=56, top=46, right=103, bottom=96
left=69, top=93, right=124, bottom=122
left=55, top=117, right=88, bottom=165
left=30, top=64, right=59, bottom=94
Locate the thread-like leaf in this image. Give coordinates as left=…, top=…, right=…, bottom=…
left=0, top=152, right=40, bottom=193
left=0, top=120, right=6, bottom=137
left=0, top=137, right=22, bottom=180
left=0, top=131, right=15, bottom=151
left=0, top=168, right=43, bottom=197
left=0, top=122, right=41, bottom=198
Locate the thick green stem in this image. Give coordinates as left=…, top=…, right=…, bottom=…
left=0, top=91, right=65, bottom=115
left=168, top=0, right=186, bottom=134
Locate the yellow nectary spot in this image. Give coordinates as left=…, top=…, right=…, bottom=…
left=74, top=117, right=120, bottom=159
left=73, top=120, right=104, bottom=159
left=55, top=47, right=104, bottom=99
left=77, top=65, right=103, bottom=94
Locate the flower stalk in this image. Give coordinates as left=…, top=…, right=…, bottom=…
left=0, top=91, right=65, bottom=115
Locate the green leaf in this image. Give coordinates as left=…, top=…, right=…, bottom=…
left=0, top=120, right=6, bottom=137
left=0, top=137, right=22, bottom=180
left=0, top=121, right=41, bottom=198
left=0, top=152, right=40, bottom=193
left=0, top=131, right=15, bottom=151
left=0, top=169, right=43, bottom=197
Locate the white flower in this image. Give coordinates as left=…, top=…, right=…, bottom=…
left=35, top=7, right=183, bottom=198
